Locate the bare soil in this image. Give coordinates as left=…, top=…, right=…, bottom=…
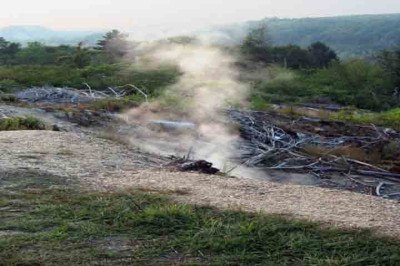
left=1, top=130, right=399, bottom=238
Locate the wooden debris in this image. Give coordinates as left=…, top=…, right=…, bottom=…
left=167, top=159, right=219, bottom=175
left=229, top=109, right=400, bottom=199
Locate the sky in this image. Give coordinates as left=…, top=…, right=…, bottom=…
left=2, top=0, right=400, bottom=31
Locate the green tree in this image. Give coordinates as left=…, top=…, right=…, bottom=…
left=96, top=30, right=130, bottom=63
left=56, top=42, right=92, bottom=68
left=378, top=48, right=400, bottom=90
left=240, top=25, right=272, bottom=63
left=271, top=45, right=312, bottom=69
left=0, top=37, right=21, bottom=65
left=308, top=42, right=338, bottom=68
left=16, top=42, right=50, bottom=65
left=72, top=42, right=91, bottom=68
left=306, top=59, right=392, bottom=109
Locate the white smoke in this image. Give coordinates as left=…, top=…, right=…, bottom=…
left=122, top=42, right=249, bottom=170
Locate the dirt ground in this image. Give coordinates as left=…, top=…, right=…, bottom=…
left=1, top=130, right=399, bottom=238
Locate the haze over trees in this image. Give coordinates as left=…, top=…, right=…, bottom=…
left=1, top=22, right=400, bottom=113
left=0, top=30, right=179, bottom=101
left=95, top=30, right=130, bottom=63
left=240, top=26, right=338, bottom=69
left=208, top=13, right=400, bottom=58
left=2, top=13, right=400, bottom=57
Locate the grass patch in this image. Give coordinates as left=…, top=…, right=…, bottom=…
left=0, top=116, right=45, bottom=131
left=1, top=172, right=400, bottom=265
left=332, top=108, right=400, bottom=130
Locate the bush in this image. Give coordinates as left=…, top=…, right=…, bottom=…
left=0, top=79, right=20, bottom=93
left=251, top=66, right=314, bottom=104
left=248, top=60, right=396, bottom=111
left=0, top=64, right=180, bottom=96
left=0, top=94, right=18, bottom=103
left=250, top=95, right=270, bottom=110
left=304, top=60, right=394, bottom=110
left=0, top=117, right=45, bottom=131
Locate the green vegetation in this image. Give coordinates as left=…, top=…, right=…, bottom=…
left=95, top=30, right=131, bottom=63
left=332, top=108, right=400, bottom=130
left=248, top=57, right=400, bottom=111
left=239, top=25, right=399, bottom=113
left=1, top=171, right=400, bottom=265
left=1, top=26, right=400, bottom=119
left=0, top=64, right=179, bottom=95
left=220, top=14, right=400, bottom=58
left=0, top=117, right=45, bottom=131
left=240, top=26, right=338, bottom=69
left=0, top=30, right=179, bottom=99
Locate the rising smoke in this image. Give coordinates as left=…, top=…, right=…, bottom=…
left=122, top=41, right=249, bottom=170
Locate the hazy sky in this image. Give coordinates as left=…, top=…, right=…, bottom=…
left=2, top=0, right=400, bottom=31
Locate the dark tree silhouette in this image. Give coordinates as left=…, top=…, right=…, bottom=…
left=0, top=37, right=21, bottom=65
left=308, top=42, right=338, bottom=68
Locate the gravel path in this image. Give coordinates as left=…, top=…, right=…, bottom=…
left=1, top=130, right=399, bottom=238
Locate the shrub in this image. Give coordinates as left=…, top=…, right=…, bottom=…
left=0, top=79, right=20, bottom=93
left=250, top=95, right=270, bottom=110
left=0, top=64, right=180, bottom=95
left=304, top=60, right=393, bottom=110
left=0, top=94, right=18, bottom=103
left=251, top=66, right=313, bottom=104
left=0, top=117, right=45, bottom=131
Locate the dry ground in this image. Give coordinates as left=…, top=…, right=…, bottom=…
left=1, top=130, right=399, bottom=238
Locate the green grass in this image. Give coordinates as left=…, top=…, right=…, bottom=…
left=0, top=116, right=45, bottom=131
left=1, top=171, right=400, bottom=265
left=331, top=108, right=400, bottom=130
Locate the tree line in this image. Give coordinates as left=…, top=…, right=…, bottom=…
left=0, top=29, right=131, bottom=67
left=240, top=25, right=338, bottom=69
left=241, top=26, right=400, bottom=111
left=1, top=26, right=400, bottom=111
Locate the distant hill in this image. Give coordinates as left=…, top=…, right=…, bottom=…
left=205, top=13, right=400, bottom=57
left=0, top=26, right=104, bottom=46
left=2, top=14, right=400, bottom=57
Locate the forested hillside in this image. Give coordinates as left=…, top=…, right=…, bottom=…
left=2, top=14, right=400, bottom=57
left=211, top=13, right=400, bottom=57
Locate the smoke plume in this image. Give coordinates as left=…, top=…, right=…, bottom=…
left=122, top=42, right=249, bottom=170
